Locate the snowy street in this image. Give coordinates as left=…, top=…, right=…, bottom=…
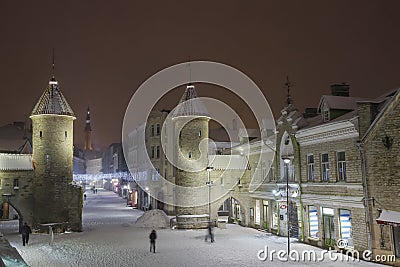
left=4, top=190, right=383, bottom=267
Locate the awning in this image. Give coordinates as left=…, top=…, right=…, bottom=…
left=376, top=210, right=400, bottom=227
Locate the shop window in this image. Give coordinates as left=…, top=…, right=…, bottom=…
left=307, top=154, right=315, bottom=181
left=309, top=205, right=319, bottom=238
left=321, top=153, right=329, bottom=181
left=339, top=209, right=352, bottom=245
left=255, top=200, right=261, bottom=225
left=263, top=200, right=269, bottom=229
left=272, top=200, right=278, bottom=229
left=337, top=151, right=347, bottom=181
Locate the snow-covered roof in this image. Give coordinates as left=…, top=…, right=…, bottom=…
left=0, top=153, right=33, bottom=171
left=208, top=155, right=249, bottom=170
left=171, top=84, right=209, bottom=118
left=31, top=77, right=75, bottom=117
left=0, top=138, right=31, bottom=153
left=376, top=209, right=400, bottom=227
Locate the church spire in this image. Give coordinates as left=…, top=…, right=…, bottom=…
left=84, top=106, right=93, bottom=151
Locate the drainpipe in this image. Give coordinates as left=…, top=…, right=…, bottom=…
left=356, top=141, right=372, bottom=254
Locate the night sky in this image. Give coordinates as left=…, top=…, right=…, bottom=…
left=2, top=1, right=400, bottom=149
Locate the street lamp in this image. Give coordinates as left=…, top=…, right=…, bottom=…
left=282, top=156, right=291, bottom=255
left=206, top=166, right=214, bottom=224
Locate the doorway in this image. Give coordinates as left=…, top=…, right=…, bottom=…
left=323, top=215, right=335, bottom=247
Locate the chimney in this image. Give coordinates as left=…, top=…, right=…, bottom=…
left=331, top=83, right=350, bottom=97
left=357, top=101, right=379, bottom=138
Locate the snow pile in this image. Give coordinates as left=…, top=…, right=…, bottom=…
left=135, top=209, right=170, bottom=228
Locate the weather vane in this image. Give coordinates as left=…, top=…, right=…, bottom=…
left=285, top=76, right=293, bottom=105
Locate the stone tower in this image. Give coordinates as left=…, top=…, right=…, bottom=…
left=30, top=74, right=83, bottom=231
left=172, top=84, right=210, bottom=229
left=84, top=107, right=93, bottom=152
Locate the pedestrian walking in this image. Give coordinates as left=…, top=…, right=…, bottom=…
left=149, top=229, right=157, bottom=253
left=21, top=222, right=32, bottom=246
left=205, top=224, right=214, bottom=243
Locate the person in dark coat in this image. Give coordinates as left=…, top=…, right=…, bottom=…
left=21, top=222, right=32, bottom=246
left=149, top=229, right=157, bottom=253
left=205, top=224, right=214, bottom=243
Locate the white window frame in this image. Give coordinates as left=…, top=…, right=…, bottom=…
left=337, top=151, right=346, bottom=181
left=307, top=154, right=315, bottom=181
left=321, top=153, right=329, bottom=181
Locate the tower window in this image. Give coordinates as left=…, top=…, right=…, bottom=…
left=150, top=125, right=155, bottom=136
left=39, top=131, right=43, bottom=138
left=156, top=124, right=160, bottom=136
left=65, top=131, right=68, bottom=139
left=188, top=152, right=192, bottom=159
left=45, top=154, right=50, bottom=164
left=13, top=179, right=19, bottom=189
left=199, top=130, right=202, bottom=137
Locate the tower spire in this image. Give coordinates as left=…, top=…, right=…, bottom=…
left=285, top=76, right=293, bottom=105
left=188, top=57, right=192, bottom=84
left=84, top=106, right=93, bottom=151
left=51, top=48, right=55, bottom=81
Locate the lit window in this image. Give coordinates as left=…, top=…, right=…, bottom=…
left=337, top=151, right=346, bottom=181
left=321, top=153, right=329, bottom=181
left=307, top=154, right=315, bottom=181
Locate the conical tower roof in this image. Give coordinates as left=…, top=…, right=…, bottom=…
left=31, top=77, right=75, bottom=117
left=171, top=84, right=209, bottom=118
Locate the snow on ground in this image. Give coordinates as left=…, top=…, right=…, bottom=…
left=3, top=190, right=384, bottom=267
left=135, top=210, right=170, bottom=228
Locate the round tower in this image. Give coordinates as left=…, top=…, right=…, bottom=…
left=30, top=75, right=77, bottom=226
left=172, top=84, right=210, bottom=229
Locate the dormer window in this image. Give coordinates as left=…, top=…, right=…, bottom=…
left=323, top=109, right=330, bottom=122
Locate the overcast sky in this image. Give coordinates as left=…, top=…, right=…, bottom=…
left=1, top=1, right=400, bottom=148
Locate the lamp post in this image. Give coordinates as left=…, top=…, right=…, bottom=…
left=206, top=166, right=214, bottom=224
left=282, top=156, right=291, bottom=255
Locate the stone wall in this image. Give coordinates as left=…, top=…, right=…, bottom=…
left=362, top=92, right=400, bottom=265
left=0, top=170, right=34, bottom=226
